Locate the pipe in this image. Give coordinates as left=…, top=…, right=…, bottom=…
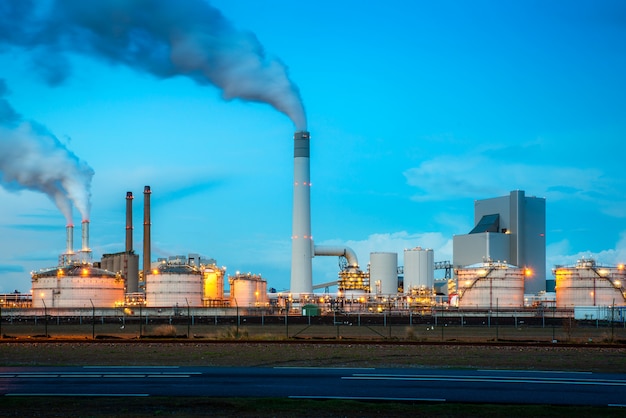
left=81, top=220, right=90, bottom=251
left=125, top=191, right=133, bottom=253
left=314, top=245, right=359, bottom=268
left=143, top=185, right=151, bottom=278
left=290, top=131, right=313, bottom=295
left=66, top=224, right=74, bottom=254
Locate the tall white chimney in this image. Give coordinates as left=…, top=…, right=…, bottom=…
left=290, top=131, right=313, bottom=295
left=81, top=220, right=90, bottom=251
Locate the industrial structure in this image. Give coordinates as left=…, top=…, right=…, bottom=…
left=452, top=190, right=546, bottom=294
left=554, top=259, right=626, bottom=308
left=451, top=261, right=526, bottom=309
left=3, top=135, right=621, bottom=316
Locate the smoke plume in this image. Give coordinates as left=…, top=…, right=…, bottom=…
left=0, top=0, right=307, bottom=130
left=0, top=80, right=94, bottom=223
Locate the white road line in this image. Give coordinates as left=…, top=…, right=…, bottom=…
left=274, top=367, right=376, bottom=370
left=290, top=395, right=446, bottom=402
left=343, top=376, right=626, bottom=386
left=478, top=369, right=593, bottom=375
left=83, top=366, right=180, bottom=369
left=5, top=393, right=150, bottom=397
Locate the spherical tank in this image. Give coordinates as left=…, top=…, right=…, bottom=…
left=555, top=260, right=626, bottom=308
left=369, top=252, right=398, bottom=295
left=403, top=247, right=434, bottom=293
left=32, top=265, right=125, bottom=308
left=455, top=263, right=525, bottom=308
left=229, top=274, right=268, bottom=307
left=145, top=263, right=203, bottom=307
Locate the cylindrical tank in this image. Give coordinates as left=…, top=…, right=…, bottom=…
left=203, top=266, right=225, bottom=303
left=403, top=247, right=434, bottom=293
left=455, top=263, right=525, bottom=308
left=369, top=252, right=398, bottom=295
left=31, top=265, right=125, bottom=308
left=555, top=259, right=626, bottom=308
left=145, top=262, right=203, bottom=307
left=229, top=274, right=268, bottom=307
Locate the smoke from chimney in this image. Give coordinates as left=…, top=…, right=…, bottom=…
left=0, top=79, right=94, bottom=223
left=1, top=0, right=307, bottom=130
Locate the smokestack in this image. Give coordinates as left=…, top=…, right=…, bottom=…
left=143, top=186, right=151, bottom=278
left=81, top=220, right=90, bottom=251
left=66, top=224, right=74, bottom=254
left=290, top=131, right=313, bottom=295
left=125, top=191, right=133, bottom=253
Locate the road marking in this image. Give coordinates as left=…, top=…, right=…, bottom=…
left=83, top=366, right=180, bottom=369
left=344, top=374, right=626, bottom=387
left=478, top=369, right=593, bottom=375
left=290, top=395, right=446, bottom=402
left=6, top=393, right=150, bottom=397
left=274, top=367, right=376, bottom=370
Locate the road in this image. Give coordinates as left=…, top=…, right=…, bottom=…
left=1, top=366, right=626, bottom=407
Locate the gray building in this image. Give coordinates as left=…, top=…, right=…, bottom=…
left=453, top=190, right=546, bottom=294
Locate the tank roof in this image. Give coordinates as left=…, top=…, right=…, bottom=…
left=32, top=264, right=118, bottom=279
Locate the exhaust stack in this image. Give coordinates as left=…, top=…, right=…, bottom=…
left=66, top=224, right=74, bottom=255
left=81, top=220, right=90, bottom=251
left=143, top=186, right=151, bottom=278
left=126, top=191, right=133, bottom=252
left=290, top=131, right=313, bottom=295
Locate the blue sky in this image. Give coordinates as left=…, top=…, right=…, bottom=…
left=1, top=0, right=625, bottom=294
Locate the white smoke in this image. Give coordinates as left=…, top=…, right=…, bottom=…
left=0, top=80, right=94, bottom=223
left=0, top=0, right=307, bottom=130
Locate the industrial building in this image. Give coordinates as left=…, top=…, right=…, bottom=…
left=1, top=128, right=621, bottom=315
left=452, top=190, right=546, bottom=295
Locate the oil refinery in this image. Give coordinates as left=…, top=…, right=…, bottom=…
left=1, top=131, right=625, bottom=321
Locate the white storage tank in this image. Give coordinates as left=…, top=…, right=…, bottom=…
left=229, top=273, right=268, bottom=307
left=31, top=265, right=125, bottom=308
left=554, top=259, right=626, bottom=308
left=369, top=252, right=398, bottom=295
left=403, top=247, right=434, bottom=293
left=145, top=262, right=203, bottom=307
left=455, top=262, right=525, bottom=308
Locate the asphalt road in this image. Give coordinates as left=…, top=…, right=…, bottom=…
left=1, top=366, right=626, bottom=407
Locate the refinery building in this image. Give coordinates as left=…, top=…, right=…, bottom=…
left=2, top=132, right=625, bottom=318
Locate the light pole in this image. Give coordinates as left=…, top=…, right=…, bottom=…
left=185, top=298, right=190, bottom=338
left=41, top=298, right=48, bottom=337
left=89, top=299, right=95, bottom=339
left=233, top=297, right=239, bottom=338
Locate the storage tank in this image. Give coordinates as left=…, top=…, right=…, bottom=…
left=145, top=261, right=203, bottom=307
left=229, top=273, right=268, bottom=307
left=203, top=265, right=225, bottom=305
left=369, top=252, right=398, bottom=295
left=455, top=262, right=525, bottom=308
left=554, top=259, right=626, bottom=308
left=31, top=264, right=125, bottom=308
left=403, top=247, right=434, bottom=293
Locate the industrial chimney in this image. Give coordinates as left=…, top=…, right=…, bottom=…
left=290, top=131, right=313, bottom=295
left=125, top=191, right=133, bottom=253
left=143, top=186, right=151, bottom=279
left=81, top=220, right=90, bottom=252
left=66, top=224, right=74, bottom=255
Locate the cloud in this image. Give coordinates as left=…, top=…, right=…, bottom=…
left=403, top=151, right=626, bottom=218
left=0, top=265, right=24, bottom=273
